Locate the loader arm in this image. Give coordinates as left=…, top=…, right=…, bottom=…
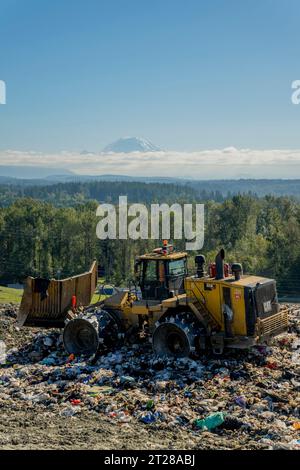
left=17, top=261, right=98, bottom=328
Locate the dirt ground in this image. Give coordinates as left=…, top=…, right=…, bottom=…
left=0, top=303, right=299, bottom=450
left=0, top=406, right=249, bottom=450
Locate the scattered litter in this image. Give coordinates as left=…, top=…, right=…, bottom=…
left=0, top=340, right=6, bottom=364
left=194, top=412, right=226, bottom=430
left=87, top=385, right=113, bottom=396
left=67, top=354, right=75, bottom=363
left=0, top=303, right=300, bottom=449
left=60, top=407, right=79, bottom=417
left=139, top=411, right=164, bottom=424
left=234, top=396, right=247, bottom=408
left=265, top=361, right=278, bottom=370
left=70, top=399, right=81, bottom=406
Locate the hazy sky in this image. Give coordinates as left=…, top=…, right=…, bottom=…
left=1, top=0, right=300, bottom=153
left=1, top=147, right=300, bottom=179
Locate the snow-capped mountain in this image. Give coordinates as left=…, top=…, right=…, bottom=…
left=102, top=137, right=162, bottom=153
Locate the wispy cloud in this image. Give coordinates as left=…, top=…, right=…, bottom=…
left=1, top=148, right=300, bottom=179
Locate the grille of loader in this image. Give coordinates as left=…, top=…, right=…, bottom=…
left=255, top=281, right=279, bottom=318
left=257, top=309, right=289, bottom=338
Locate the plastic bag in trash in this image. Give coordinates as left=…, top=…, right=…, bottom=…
left=194, top=412, right=226, bottom=430
left=0, top=340, right=6, bottom=364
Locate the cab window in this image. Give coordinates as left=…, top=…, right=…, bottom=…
left=144, top=261, right=157, bottom=281
left=168, top=259, right=186, bottom=277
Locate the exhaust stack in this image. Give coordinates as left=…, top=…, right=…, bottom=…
left=195, top=254, right=206, bottom=278
left=215, top=249, right=225, bottom=280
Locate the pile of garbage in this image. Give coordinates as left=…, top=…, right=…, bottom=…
left=0, top=304, right=300, bottom=450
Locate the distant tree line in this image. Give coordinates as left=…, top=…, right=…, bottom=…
left=0, top=181, right=201, bottom=207
left=1, top=179, right=300, bottom=207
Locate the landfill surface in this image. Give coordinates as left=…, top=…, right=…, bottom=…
left=0, top=303, right=300, bottom=450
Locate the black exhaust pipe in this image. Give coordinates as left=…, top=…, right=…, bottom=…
left=195, top=254, right=206, bottom=278
left=215, top=249, right=225, bottom=280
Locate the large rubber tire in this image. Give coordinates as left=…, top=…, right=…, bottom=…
left=63, top=308, right=121, bottom=356
left=152, top=312, right=203, bottom=358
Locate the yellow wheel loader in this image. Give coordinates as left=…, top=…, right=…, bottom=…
left=17, top=243, right=289, bottom=358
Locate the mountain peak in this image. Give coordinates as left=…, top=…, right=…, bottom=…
left=102, top=137, right=161, bottom=153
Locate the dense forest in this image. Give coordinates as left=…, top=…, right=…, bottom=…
left=0, top=181, right=201, bottom=207
left=0, top=182, right=299, bottom=299
left=1, top=178, right=300, bottom=207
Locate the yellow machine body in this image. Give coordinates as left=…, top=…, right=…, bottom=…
left=184, top=274, right=288, bottom=342
left=185, top=275, right=266, bottom=336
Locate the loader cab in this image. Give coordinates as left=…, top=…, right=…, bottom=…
left=134, top=245, right=188, bottom=301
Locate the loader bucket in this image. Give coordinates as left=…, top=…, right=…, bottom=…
left=17, top=261, right=98, bottom=328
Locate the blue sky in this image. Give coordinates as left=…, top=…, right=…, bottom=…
left=1, top=0, right=300, bottom=152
